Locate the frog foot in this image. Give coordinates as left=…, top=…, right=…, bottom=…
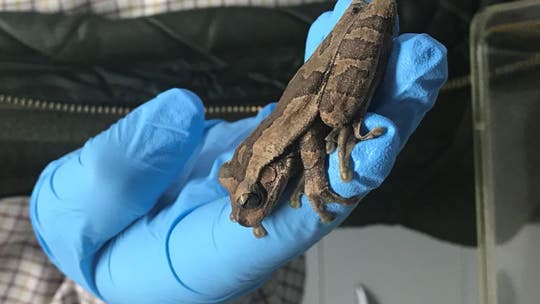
left=306, top=187, right=359, bottom=223
left=252, top=224, right=267, bottom=238
left=353, top=120, right=386, bottom=141
left=326, top=124, right=386, bottom=182
left=289, top=173, right=358, bottom=222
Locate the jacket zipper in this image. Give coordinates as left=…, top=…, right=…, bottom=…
left=0, top=94, right=262, bottom=116
left=1, top=54, right=538, bottom=116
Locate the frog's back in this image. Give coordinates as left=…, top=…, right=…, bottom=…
left=319, top=0, right=396, bottom=128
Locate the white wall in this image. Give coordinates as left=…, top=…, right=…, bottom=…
left=303, top=226, right=478, bottom=304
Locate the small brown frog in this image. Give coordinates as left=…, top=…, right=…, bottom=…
left=219, top=0, right=396, bottom=237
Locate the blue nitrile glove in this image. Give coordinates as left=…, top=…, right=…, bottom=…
left=30, top=0, right=447, bottom=303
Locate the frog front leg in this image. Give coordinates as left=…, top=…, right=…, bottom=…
left=325, top=120, right=386, bottom=182
left=296, top=119, right=359, bottom=223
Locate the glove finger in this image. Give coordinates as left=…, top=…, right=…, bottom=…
left=30, top=88, right=205, bottom=294
left=304, top=10, right=333, bottom=61
left=372, top=33, right=448, bottom=149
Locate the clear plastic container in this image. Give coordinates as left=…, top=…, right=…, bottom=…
left=471, top=1, right=540, bottom=304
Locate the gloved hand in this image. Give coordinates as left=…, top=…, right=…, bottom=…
left=30, top=0, right=448, bottom=302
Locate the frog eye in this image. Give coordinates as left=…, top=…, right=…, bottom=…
left=238, top=182, right=267, bottom=209
left=239, top=192, right=262, bottom=209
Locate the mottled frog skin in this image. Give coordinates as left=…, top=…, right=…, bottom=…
left=219, top=0, right=396, bottom=237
